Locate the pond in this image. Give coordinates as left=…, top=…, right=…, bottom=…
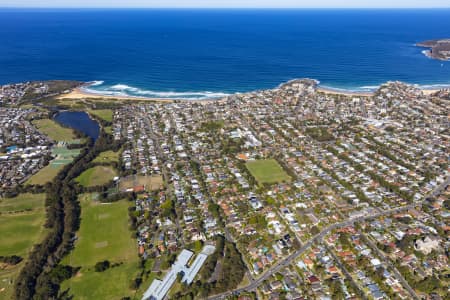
left=54, top=111, right=100, bottom=141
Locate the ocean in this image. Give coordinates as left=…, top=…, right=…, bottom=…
left=1, top=8, right=450, bottom=99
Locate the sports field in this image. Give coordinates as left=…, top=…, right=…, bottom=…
left=60, top=261, right=141, bottom=300
left=26, top=147, right=80, bottom=185
left=0, top=193, right=47, bottom=299
left=0, top=193, right=47, bottom=257
left=93, top=150, right=120, bottom=164
left=119, top=175, right=164, bottom=191
left=88, top=109, right=113, bottom=122
left=245, top=159, right=291, bottom=185
left=76, top=166, right=117, bottom=187
left=60, top=194, right=139, bottom=299
left=32, top=118, right=76, bottom=141
left=63, top=195, right=136, bottom=266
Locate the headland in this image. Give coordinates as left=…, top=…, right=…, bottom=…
left=417, top=39, right=450, bottom=61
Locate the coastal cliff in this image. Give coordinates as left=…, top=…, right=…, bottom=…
left=417, top=39, right=450, bottom=61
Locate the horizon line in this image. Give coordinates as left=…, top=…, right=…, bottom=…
left=1, top=7, right=450, bottom=9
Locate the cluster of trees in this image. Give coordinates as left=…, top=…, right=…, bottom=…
left=198, top=235, right=225, bottom=282
left=1, top=179, right=47, bottom=198
left=129, top=277, right=142, bottom=290
left=397, top=265, right=443, bottom=294
left=200, top=120, right=224, bottom=132
left=247, top=214, right=268, bottom=230
left=236, top=160, right=257, bottom=187
left=160, top=253, right=177, bottom=270
left=326, top=278, right=345, bottom=299
left=21, top=80, right=81, bottom=103
left=161, top=199, right=176, bottom=220
left=207, top=240, right=246, bottom=294
left=275, top=157, right=296, bottom=180
left=0, top=255, right=23, bottom=265
left=14, top=129, right=123, bottom=299
left=173, top=236, right=246, bottom=298
left=14, top=148, right=84, bottom=299
left=305, top=127, right=335, bottom=142
left=98, top=191, right=135, bottom=203
left=94, top=260, right=110, bottom=272
left=84, top=101, right=122, bottom=110
left=219, top=134, right=244, bottom=156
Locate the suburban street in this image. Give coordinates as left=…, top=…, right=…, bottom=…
left=208, top=174, right=449, bottom=300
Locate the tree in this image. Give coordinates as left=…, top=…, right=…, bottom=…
left=94, top=260, right=110, bottom=272
left=310, top=225, right=320, bottom=235
left=129, top=277, right=142, bottom=290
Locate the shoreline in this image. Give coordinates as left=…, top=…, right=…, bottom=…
left=57, top=87, right=175, bottom=102
left=316, top=86, right=374, bottom=97
left=56, top=81, right=449, bottom=102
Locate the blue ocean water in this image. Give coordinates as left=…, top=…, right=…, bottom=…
left=0, top=8, right=450, bottom=99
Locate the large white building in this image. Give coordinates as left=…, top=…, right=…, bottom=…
left=142, top=245, right=216, bottom=300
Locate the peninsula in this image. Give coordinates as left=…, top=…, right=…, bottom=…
left=417, top=39, right=450, bottom=61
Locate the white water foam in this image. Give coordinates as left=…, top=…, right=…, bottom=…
left=414, top=83, right=450, bottom=90
left=88, top=80, right=105, bottom=86
left=87, top=83, right=230, bottom=99
left=358, top=85, right=379, bottom=90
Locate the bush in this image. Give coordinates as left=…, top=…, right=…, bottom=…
left=0, top=255, right=23, bottom=265
left=129, top=277, right=142, bottom=290
left=94, top=260, right=110, bottom=272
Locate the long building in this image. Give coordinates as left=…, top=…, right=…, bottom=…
left=142, top=245, right=216, bottom=300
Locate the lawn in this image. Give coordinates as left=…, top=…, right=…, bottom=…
left=32, top=118, right=77, bottom=141
left=245, top=159, right=291, bottom=185
left=26, top=164, right=64, bottom=185
left=0, top=267, right=20, bottom=300
left=0, top=193, right=45, bottom=213
left=26, top=147, right=80, bottom=185
left=60, top=261, right=141, bottom=300
left=119, top=175, right=164, bottom=192
left=76, top=166, right=117, bottom=187
left=88, top=109, right=113, bottom=122
left=104, top=126, right=113, bottom=134
left=62, top=194, right=136, bottom=267
left=60, top=194, right=139, bottom=300
left=0, top=193, right=47, bottom=257
left=93, top=150, right=120, bottom=164
left=0, top=193, right=47, bottom=299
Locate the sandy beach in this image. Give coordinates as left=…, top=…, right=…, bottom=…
left=58, top=85, right=445, bottom=104
left=421, top=88, right=442, bottom=96
left=317, top=86, right=374, bottom=97
left=57, top=88, right=175, bottom=102
left=318, top=86, right=444, bottom=97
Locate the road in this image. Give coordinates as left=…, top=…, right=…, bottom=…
left=360, top=232, right=420, bottom=300
left=207, top=203, right=415, bottom=300
left=324, top=243, right=368, bottom=300
left=208, top=174, right=449, bottom=299
left=147, top=117, right=185, bottom=247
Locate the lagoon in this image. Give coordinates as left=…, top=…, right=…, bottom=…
left=54, top=111, right=100, bottom=141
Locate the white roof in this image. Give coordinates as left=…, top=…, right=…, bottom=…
left=142, top=247, right=216, bottom=300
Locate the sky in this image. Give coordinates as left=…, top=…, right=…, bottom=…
left=1, top=0, right=450, bottom=8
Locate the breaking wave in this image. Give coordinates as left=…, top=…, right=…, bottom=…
left=85, top=82, right=230, bottom=100
left=88, top=80, right=104, bottom=86
left=358, top=85, right=379, bottom=90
